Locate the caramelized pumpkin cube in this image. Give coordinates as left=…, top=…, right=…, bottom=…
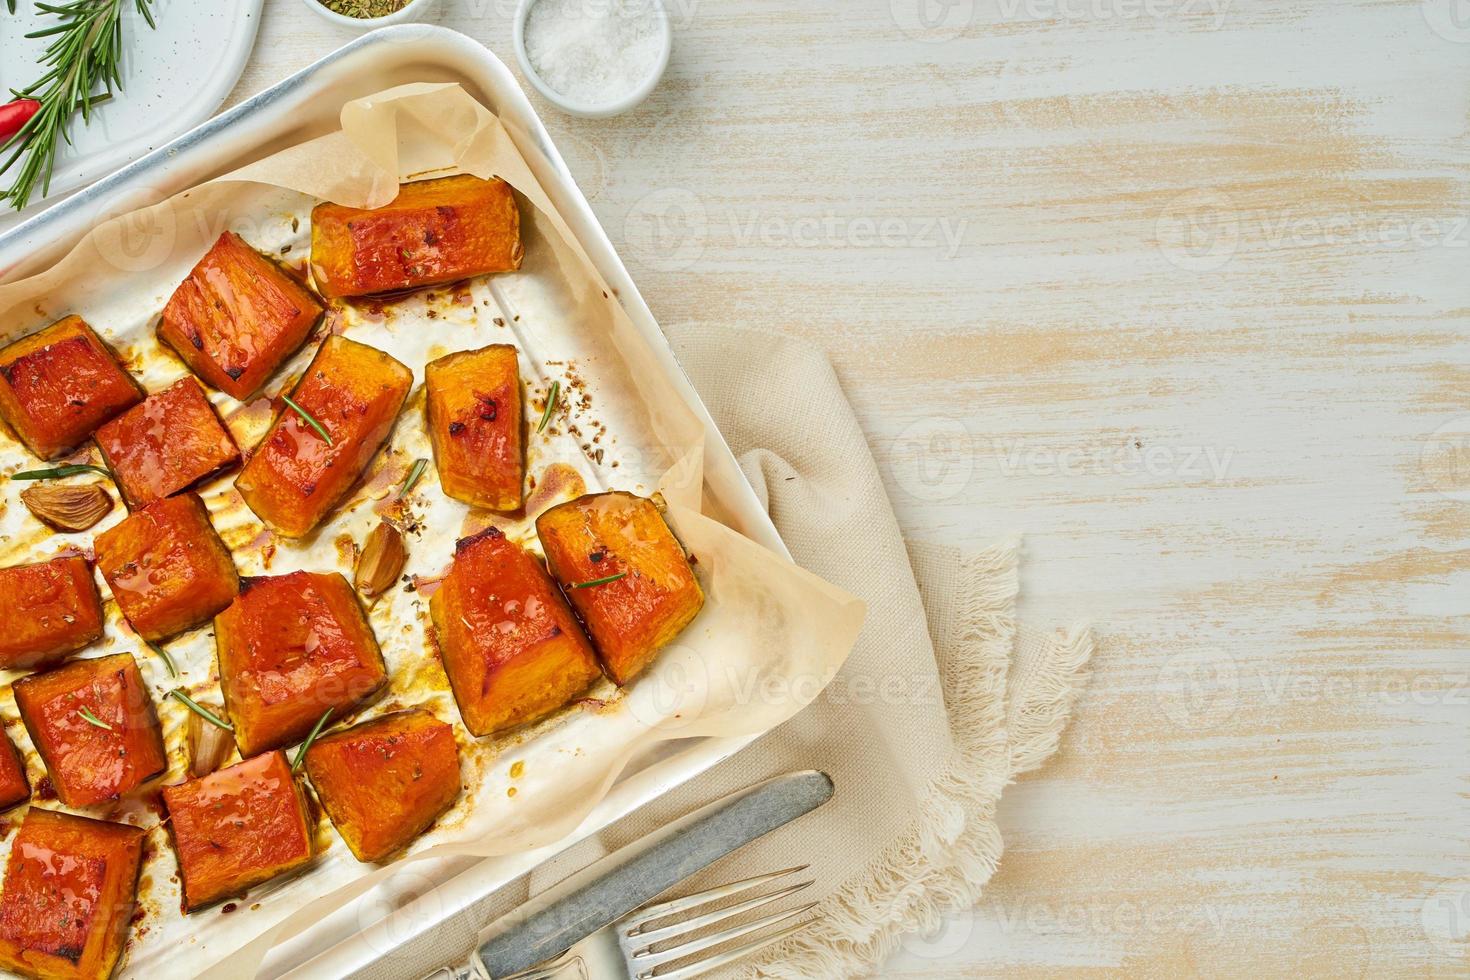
left=215, top=571, right=387, bottom=757
left=0, top=727, right=29, bottom=812
left=0, top=809, right=144, bottom=980
left=0, top=316, right=142, bottom=460
left=94, top=493, right=239, bottom=642
left=0, top=556, right=104, bottom=671
left=234, top=336, right=412, bottom=538
left=94, top=376, right=240, bottom=509
left=157, top=232, right=324, bottom=401
left=304, top=708, right=461, bottom=862
left=162, top=751, right=313, bottom=912
left=310, top=175, right=523, bottom=298
left=536, top=492, right=704, bottom=685
left=424, top=345, right=523, bottom=511
left=13, top=654, right=167, bottom=807
left=430, top=527, right=602, bottom=736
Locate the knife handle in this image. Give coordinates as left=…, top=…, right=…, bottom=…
left=469, top=770, right=834, bottom=978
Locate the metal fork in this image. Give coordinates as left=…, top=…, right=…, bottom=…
left=502, top=865, right=816, bottom=980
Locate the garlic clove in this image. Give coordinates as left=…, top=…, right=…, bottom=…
left=187, top=705, right=236, bottom=778
left=20, top=482, right=113, bottom=532
left=355, top=521, right=406, bottom=597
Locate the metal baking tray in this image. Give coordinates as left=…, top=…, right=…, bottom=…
left=0, top=25, right=781, bottom=979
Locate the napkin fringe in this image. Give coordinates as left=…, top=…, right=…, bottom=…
left=1008, top=625, right=1094, bottom=778
left=743, top=540, right=1019, bottom=979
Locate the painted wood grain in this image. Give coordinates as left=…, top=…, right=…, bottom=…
left=228, top=0, right=1470, bottom=974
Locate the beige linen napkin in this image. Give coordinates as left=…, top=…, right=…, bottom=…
left=353, top=325, right=1092, bottom=979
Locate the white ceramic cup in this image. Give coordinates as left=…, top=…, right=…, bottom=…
left=512, top=0, right=673, bottom=118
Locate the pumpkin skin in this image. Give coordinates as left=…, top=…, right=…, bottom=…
left=0, top=556, right=104, bottom=671
left=214, top=570, right=387, bottom=758
left=0, top=315, right=143, bottom=460
left=425, top=344, right=523, bottom=512
left=305, top=708, right=461, bottom=862
left=161, top=751, right=314, bottom=912
left=0, top=808, right=145, bottom=980
left=13, top=653, right=168, bottom=807
left=94, top=493, right=239, bottom=642
left=94, top=376, right=240, bottom=510
left=309, top=175, right=523, bottom=298
left=0, top=726, right=30, bottom=812
left=234, top=335, right=412, bottom=538
left=156, top=231, right=324, bottom=401
left=429, top=527, right=602, bottom=737
left=536, top=492, right=704, bottom=686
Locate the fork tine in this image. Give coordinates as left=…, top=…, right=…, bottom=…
left=634, top=915, right=812, bottom=980
left=626, top=865, right=809, bottom=933
left=631, top=901, right=817, bottom=972
left=626, top=878, right=812, bottom=951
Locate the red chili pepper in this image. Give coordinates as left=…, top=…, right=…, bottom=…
left=0, top=99, right=41, bottom=143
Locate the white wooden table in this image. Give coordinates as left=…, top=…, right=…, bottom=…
left=226, top=0, right=1470, bottom=974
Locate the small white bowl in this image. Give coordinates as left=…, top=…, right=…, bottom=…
left=512, top=0, right=672, bottom=119
left=298, top=0, right=439, bottom=31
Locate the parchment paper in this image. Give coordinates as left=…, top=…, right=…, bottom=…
left=0, top=84, right=863, bottom=978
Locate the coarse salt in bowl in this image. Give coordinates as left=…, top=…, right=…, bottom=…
left=513, top=0, right=673, bottom=118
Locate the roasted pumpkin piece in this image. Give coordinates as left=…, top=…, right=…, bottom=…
left=215, top=570, right=388, bottom=758
left=156, top=231, right=324, bottom=401
left=536, top=492, right=704, bottom=686
left=0, top=727, right=29, bottom=812
left=0, top=315, right=142, bottom=460
left=162, top=751, right=313, bottom=912
left=304, top=709, right=461, bottom=862
left=13, top=653, right=167, bottom=807
left=0, top=555, right=104, bottom=671
left=0, top=808, right=145, bottom=980
left=93, top=376, right=241, bottom=509
left=425, top=344, right=523, bottom=512
left=94, top=493, right=239, bottom=642
left=234, top=335, right=412, bottom=538
left=429, top=527, right=602, bottom=736
left=310, top=174, right=523, bottom=298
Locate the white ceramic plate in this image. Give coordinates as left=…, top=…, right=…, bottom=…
left=0, top=0, right=263, bottom=224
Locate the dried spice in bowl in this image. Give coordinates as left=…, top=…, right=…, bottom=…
left=318, top=0, right=410, bottom=15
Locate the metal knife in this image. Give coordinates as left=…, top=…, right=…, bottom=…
left=424, top=769, right=834, bottom=980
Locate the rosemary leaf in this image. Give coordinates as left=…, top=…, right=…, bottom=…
left=169, top=689, right=232, bottom=731
left=399, top=457, right=428, bottom=498
left=146, top=639, right=177, bottom=678
left=76, top=706, right=112, bottom=730
left=282, top=394, right=334, bottom=445
left=292, top=709, right=333, bottom=771
left=537, top=380, right=560, bottom=434
left=569, top=571, right=627, bottom=589
left=10, top=463, right=111, bottom=481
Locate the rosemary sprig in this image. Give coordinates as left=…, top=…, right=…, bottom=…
left=76, top=706, right=112, bottom=730
left=282, top=394, right=334, bottom=445
left=291, top=708, right=333, bottom=771
left=145, top=639, right=177, bottom=678
left=537, top=380, right=560, bottom=434
left=10, top=463, right=111, bottom=481
left=169, top=689, right=232, bottom=731
left=1, top=0, right=159, bottom=210
left=398, top=457, right=428, bottom=498
left=569, top=571, right=627, bottom=589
